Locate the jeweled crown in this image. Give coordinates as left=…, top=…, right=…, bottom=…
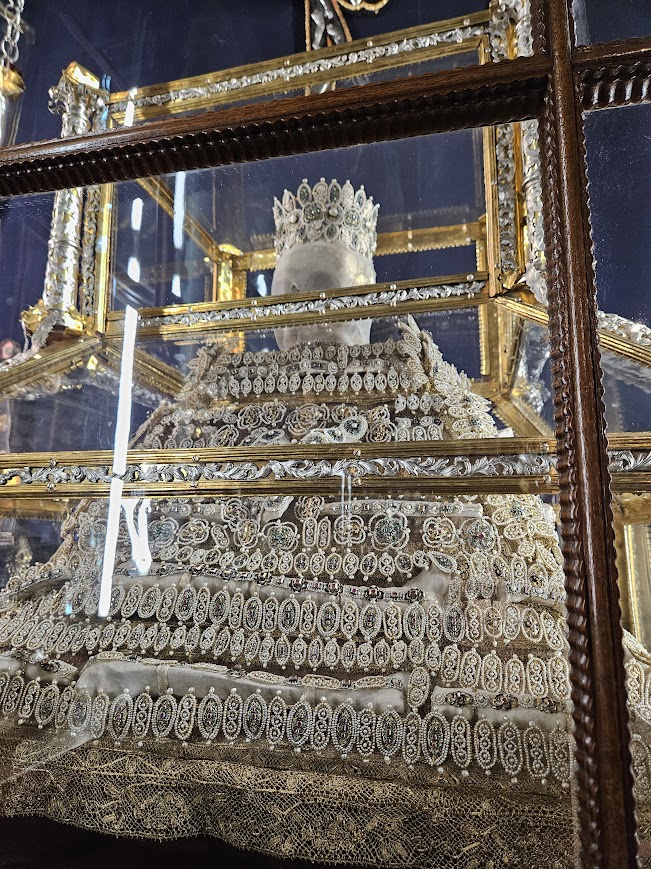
left=273, top=178, right=379, bottom=259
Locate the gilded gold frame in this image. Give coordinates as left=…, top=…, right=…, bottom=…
left=612, top=493, right=651, bottom=646
left=105, top=273, right=488, bottom=337
left=0, top=477, right=557, bottom=500
left=0, top=435, right=556, bottom=471
left=108, top=13, right=491, bottom=125
left=89, top=181, right=114, bottom=335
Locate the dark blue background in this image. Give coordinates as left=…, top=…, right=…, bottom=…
left=585, top=104, right=651, bottom=326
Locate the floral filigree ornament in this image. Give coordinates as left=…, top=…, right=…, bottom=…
left=307, top=0, right=392, bottom=53
left=274, top=179, right=379, bottom=260
left=0, top=453, right=554, bottom=490
left=137, top=281, right=484, bottom=331
left=608, top=450, right=651, bottom=474
left=337, top=0, right=391, bottom=13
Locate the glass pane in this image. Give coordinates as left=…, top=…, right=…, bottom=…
left=110, top=130, right=484, bottom=311
left=601, top=350, right=651, bottom=433
left=0, top=306, right=491, bottom=456
left=492, top=305, right=555, bottom=437
left=573, top=0, right=651, bottom=46
left=585, top=103, right=651, bottom=435
left=138, top=307, right=486, bottom=385
left=585, top=101, right=651, bottom=861
left=0, top=121, right=578, bottom=865
left=0, top=192, right=54, bottom=346
left=2, top=357, right=165, bottom=452
left=4, top=1, right=506, bottom=147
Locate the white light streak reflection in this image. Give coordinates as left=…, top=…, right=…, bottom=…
left=123, top=88, right=137, bottom=127
left=127, top=256, right=140, bottom=283
left=130, top=197, right=143, bottom=231
left=173, top=171, right=186, bottom=250
left=122, top=498, right=152, bottom=575
left=98, top=305, right=138, bottom=618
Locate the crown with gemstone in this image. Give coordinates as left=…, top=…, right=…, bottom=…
left=273, top=178, right=379, bottom=260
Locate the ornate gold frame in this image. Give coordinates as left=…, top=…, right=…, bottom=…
left=108, top=14, right=491, bottom=125
left=612, top=493, right=651, bottom=646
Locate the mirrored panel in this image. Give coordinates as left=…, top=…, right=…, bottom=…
left=584, top=100, right=651, bottom=861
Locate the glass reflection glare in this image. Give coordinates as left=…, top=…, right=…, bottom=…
left=173, top=171, right=186, bottom=250
left=123, top=87, right=137, bottom=127
left=127, top=256, right=140, bottom=283
left=130, top=197, right=143, bottom=231
left=98, top=304, right=138, bottom=617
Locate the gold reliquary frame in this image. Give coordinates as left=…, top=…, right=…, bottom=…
left=7, top=272, right=651, bottom=494
left=21, top=10, right=524, bottom=345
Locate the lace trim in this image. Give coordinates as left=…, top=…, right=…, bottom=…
left=0, top=672, right=571, bottom=782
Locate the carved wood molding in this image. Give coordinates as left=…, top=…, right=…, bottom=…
left=529, top=0, right=548, bottom=55
left=576, top=37, right=651, bottom=110
left=0, top=57, right=550, bottom=196
left=541, top=1, right=638, bottom=864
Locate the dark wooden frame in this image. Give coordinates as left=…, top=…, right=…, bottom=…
left=1, top=2, right=650, bottom=866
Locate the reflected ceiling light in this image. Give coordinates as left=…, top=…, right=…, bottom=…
left=171, top=273, right=181, bottom=298
left=123, top=87, right=137, bottom=127
left=98, top=305, right=138, bottom=618
left=256, top=274, right=268, bottom=296
left=130, top=197, right=143, bottom=231
left=127, top=256, right=140, bottom=283
left=173, top=171, right=186, bottom=250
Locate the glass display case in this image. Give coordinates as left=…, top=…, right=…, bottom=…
left=0, top=0, right=648, bottom=866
